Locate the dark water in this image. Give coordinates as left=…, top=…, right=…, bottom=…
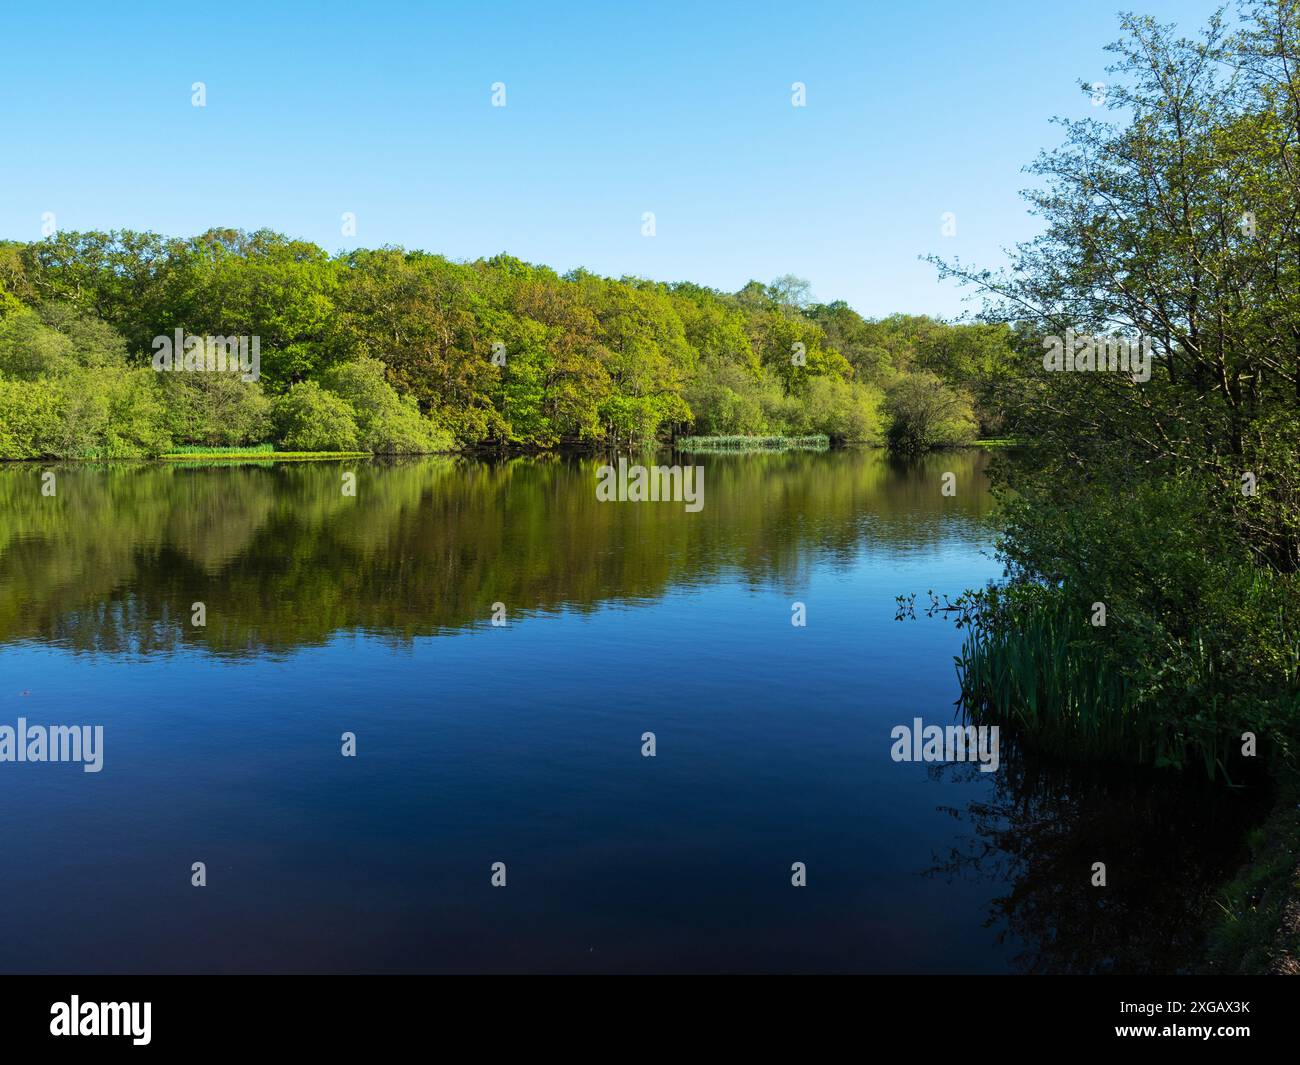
left=0, top=451, right=1262, bottom=973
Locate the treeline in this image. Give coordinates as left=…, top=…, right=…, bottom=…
left=0, top=232, right=1016, bottom=458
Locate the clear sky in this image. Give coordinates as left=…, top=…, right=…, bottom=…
left=0, top=0, right=1224, bottom=318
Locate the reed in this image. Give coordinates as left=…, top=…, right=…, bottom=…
left=163, top=444, right=277, bottom=456
left=674, top=434, right=830, bottom=453
left=162, top=445, right=368, bottom=459
left=955, top=587, right=1169, bottom=769
left=958, top=571, right=1300, bottom=780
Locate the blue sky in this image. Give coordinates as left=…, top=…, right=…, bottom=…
left=0, top=0, right=1223, bottom=318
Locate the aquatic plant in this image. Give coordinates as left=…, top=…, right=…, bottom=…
left=674, top=434, right=829, bottom=453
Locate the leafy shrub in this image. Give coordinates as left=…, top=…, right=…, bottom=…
left=273, top=381, right=360, bottom=452
left=161, top=373, right=272, bottom=448
left=883, top=371, right=978, bottom=451
left=802, top=377, right=884, bottom=443
left=0, top=368, right=170, bottom=458
left=321, top=357, right=453, bottom=453
left=0, top=376, right=62, bottom=458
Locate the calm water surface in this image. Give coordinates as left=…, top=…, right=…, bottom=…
left=0, top=450, right=1260, bottom=972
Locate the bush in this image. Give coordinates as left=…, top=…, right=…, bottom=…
left=961, top=469, right=1300, bottom=779
left=883, top=371, right=977, bottom=452
left=802, top=377, right=884, bottom=443
left=684, top=358, right=768, bottom=436
left=321, top=357, right=453, bottom=453
left=0, top=310, right=73, bottom=378
left=98, top=368, right=172, bottom=456
left=363, top=400, right=453, bottom=453
left=273, top=381, right=360, bottom=452
left=0, top=376, right=62, bottom=458
left=161, top=372, right=272, bottom=448
left=0, top=304, right=129, bottom=380
left=598, top=392, right=691, bottom=448
left=0, top=368, right=170, bottom=459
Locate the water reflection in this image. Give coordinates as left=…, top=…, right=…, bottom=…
left=0, top=449, right=1264, bottom=973
left=925, top=741, right=1267, bottom=973
left=0, top=450, right=993, bottom=657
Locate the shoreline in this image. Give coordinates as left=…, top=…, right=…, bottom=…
left=0, top=438, right=1024, bottom=464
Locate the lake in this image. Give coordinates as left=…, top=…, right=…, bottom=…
left=0, top=450, right=1262, bottom=973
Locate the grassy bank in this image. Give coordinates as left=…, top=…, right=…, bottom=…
left=955, top=582, right=1300, bottom=973
left=162, top=448, right=370, bottom=460
left=1204, top=772, right=1300, bottom=974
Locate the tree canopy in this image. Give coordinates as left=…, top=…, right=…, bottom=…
left=0, top=235, right=1013, bottom=458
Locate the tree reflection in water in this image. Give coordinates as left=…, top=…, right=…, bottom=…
left=924, top=736, right=1270, bottom=973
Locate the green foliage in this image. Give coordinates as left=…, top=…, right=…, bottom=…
left=955, top=584, right=1135, bottom=760
left=0, top=368, right=172, bottom=459
left=23, top=228, right=341, bottom=389
left=1204, top=773, right=1300, bottom=973
left=0, top=376, right=62, bottom=458
left=1, top=230, right=1010, bottom=455
left=801, top=377, right=884, bottom=443
left=320, top=357, right=454, bottom=453
left=165, top=443, right=277, bottom=455
left=0, top=303, right=128, bottom=379
left=272, top=381, right=360, bottom=452
left=0, top=303, right=171, bottom=458
left=684, top=356, right=776, bottom=436
left=160, top=373, right=271, bottom=447
left=883, top=371, right=978, bottom=452
left=953, top=546, right=1299, bottom=781
left=676, top=435, right=829, bottom=452
left=934, top=1, right=1300, bottom=782
left=96, top=368, right=172, bottom=457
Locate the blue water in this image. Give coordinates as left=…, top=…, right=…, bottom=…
left=0, top=451, right=1245, bottom=973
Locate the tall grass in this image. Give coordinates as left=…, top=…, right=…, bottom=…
left=955, top=590, right=1141, bottom=764
left=164, top=444, right=277, bottom=455
left=961, top=586, right=1300, bottom=783
left=675, top=434, right=829, bottom=453
left=162, top=445, right=368, bottom=459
